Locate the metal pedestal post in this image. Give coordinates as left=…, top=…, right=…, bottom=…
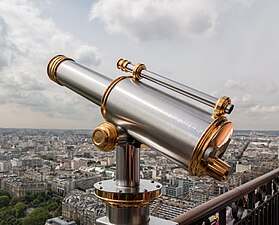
left=97, top=216, right=178, bottom=225
left=94, top=143, right=177, bottom=225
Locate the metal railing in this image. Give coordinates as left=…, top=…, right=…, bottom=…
left=172, top=168, right=279, bottom=225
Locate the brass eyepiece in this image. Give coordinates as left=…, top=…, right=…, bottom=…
left=47, top=55, right=74, bottom=85
left=117, top=59, right=131, bottom=72
left=214, top=96, right=233, bottom=117
left=92, top=122, right=118, bottom=152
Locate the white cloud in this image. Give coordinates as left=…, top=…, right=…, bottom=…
left=250, top=104, right=279, bottom=113
left=0, top=16, right=19, bottom=70
left=231, top=94, right=253, bottom=110
left=89, top=0, right=253, bottom=41
left=225, top=79, right=247, bottom=89
left=0, top=0, right=101, bottom=124
left=232, top=94, right=251, bottom=102
left=232, top=0, right=254, bottom=8
left=76, top=45, right=101, bottom=68
left=262, top=83, right=278, bottom=95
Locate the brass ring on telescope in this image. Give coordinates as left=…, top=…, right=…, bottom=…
left=101, top=75, right=133, bottom=120
left=190, top=116, right=231, bottom=181
left=132, top=64, right=146, bottom=80
left=47, top=55, right=74, bottom=85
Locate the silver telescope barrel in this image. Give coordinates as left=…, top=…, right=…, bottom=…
left=47, top=55, right=233, bottom=181
left=47, top=55, right=111, bottom=104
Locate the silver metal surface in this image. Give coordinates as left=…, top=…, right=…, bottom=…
left=96, top=215, right=178, bottom=225
left=125, top=62, right=218, bottom=108
left=54, top=60, right=225, bottom=170
left=116, top=145, right=140, bottom=187
left=105, top=78, right=212, bottom=169
left=94, top=179, right=162, bottom=194
left=56, top=60, right=111, bottom=105
left=107, top=206, right=149, bottom=225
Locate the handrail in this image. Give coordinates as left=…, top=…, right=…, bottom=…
left=172, top=168, right=279, bottom=225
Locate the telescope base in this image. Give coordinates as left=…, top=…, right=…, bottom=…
left=96, top=216, right=178, bottom=225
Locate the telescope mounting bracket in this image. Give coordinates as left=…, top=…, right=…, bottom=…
left=92, top=122, right=177, bottom=225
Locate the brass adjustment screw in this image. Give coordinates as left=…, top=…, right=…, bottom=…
left=92, top=122, right=118, bottom=152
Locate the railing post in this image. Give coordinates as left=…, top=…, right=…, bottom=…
left=276, top=193, right=279, bottom=225
left=248, top=191, right=255, bottom=209
left=255, top=209, right=259, bottom=225
left=259, top=207, right=264, bottom=225
left=219, top=207, right=226, bottom=225
left=251, top=211, right=257, bottom=225
left=267, top=181, right=272, bottom=195
left=264, top=203, right=268, bottom=225
left=268, top=201, right=271, bottom=225
left=274, top=195, right=276, bottom=225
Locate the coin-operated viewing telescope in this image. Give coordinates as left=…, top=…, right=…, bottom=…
left=47, top=55, right=234, bottom=225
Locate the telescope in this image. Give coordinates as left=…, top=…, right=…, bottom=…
left=47, top=55, right=234, bottom=225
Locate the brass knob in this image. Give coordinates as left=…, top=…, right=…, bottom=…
left=206, top=157, right=230, bottom=181
left=92, top=122, right=118, bottom=152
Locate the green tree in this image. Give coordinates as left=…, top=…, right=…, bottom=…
left=15, top=202, right=26, bottom=218
left=32, top=198, right=41, bottom=207
left=10, top=197, right=20, bottom=205
left=46, top=201, right=59, bottom=211
left=0, top=189, right=10, bottom=197
left=22, top=207, right=51, bottom=225
left=5, top=216, right=22, bottom=225
left=0, top=195, right=10, bottom=208
left=0, top=207, right=16, bottom=225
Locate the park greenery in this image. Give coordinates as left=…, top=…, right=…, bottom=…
left=0, top=189, right=61, bottom=225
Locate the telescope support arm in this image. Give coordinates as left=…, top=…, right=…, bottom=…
left=93, top=127, right=174, bottom=225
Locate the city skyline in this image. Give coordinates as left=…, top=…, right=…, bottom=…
left=0, top=0, right=279, bottom=130
left=0, top=127, right=278, bottom=224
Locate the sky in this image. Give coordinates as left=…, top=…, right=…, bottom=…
left=0, top=0, right=278, bottom=130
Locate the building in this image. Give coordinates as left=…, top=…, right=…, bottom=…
left=1, top=176, right=46, bottom=197
left=49, top=174, right=101, bottom=196
left=150, top=199, right=191, bottom=220
left=0, top=161, right=12, bottom=172
left=162, top=177, right=194, bottom=198
left=11, top=157, right=43, bottom=168
left=62, top=190, right=105, bottom=225
left=71, top=158, right=90, bottom=170
left=45, top=216, right=77, bottom=225
left=236, top=163, right=252, bottom=173
left=24, top=168, right=45, bottom=182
